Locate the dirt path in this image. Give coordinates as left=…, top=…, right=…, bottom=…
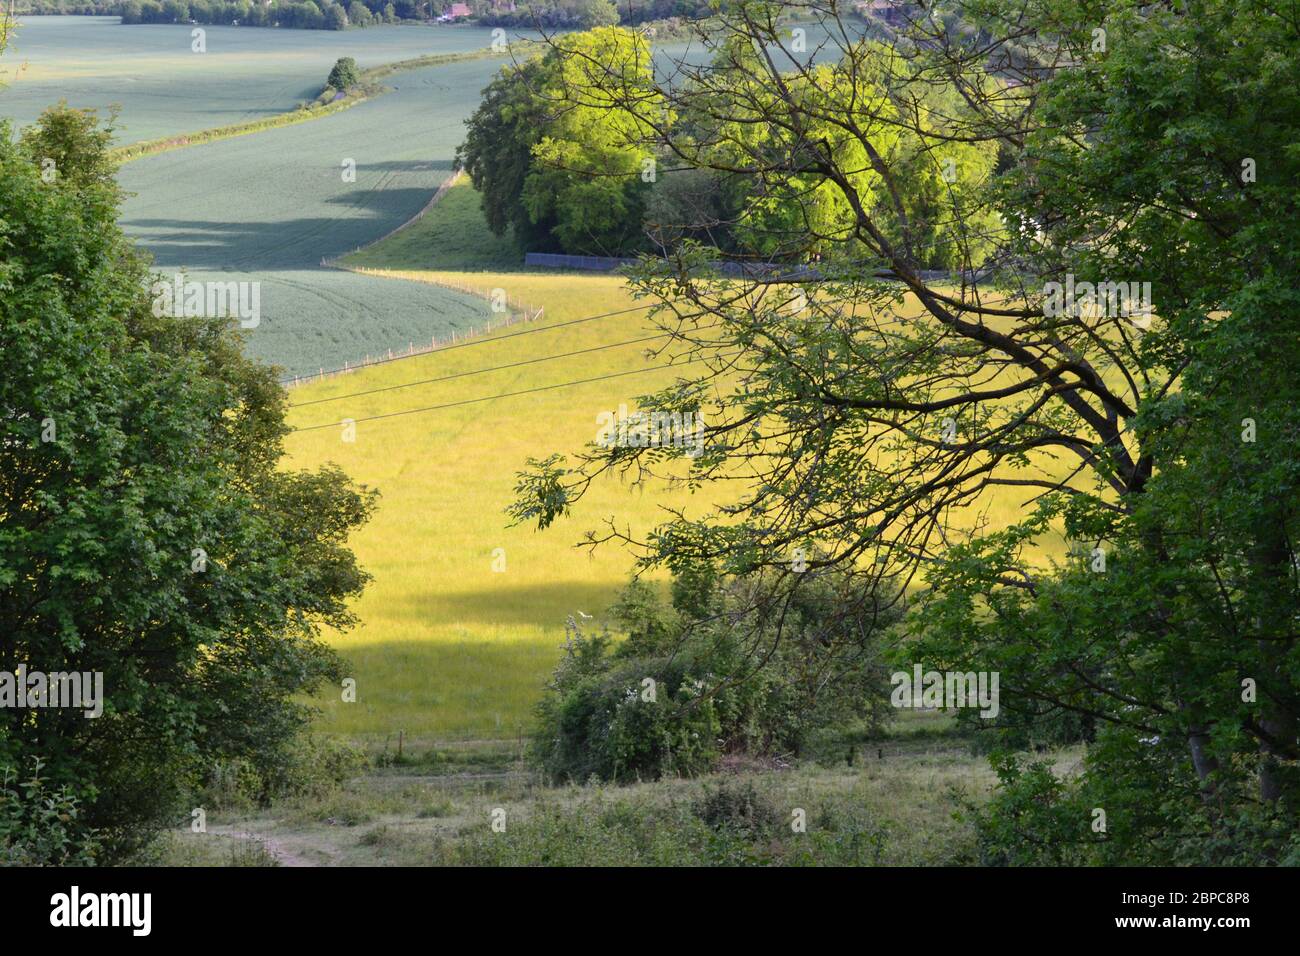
left=209, top=826, right=327, bottom=868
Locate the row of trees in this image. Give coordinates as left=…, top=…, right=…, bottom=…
left=460, top=23, right=993, bottom=265
left=119, top=0, right=399, bottom=28
left=476, top=0, right=618, bottom=28
left=509, top=0, right=1300, bottom=864
left=17, top=0, right=622, bottom=26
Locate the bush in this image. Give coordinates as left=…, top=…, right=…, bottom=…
left=964, top=719, right=1300, bottom=867
left=199, top=735, right=367, bottom=812
left=326, top=55, right=361, bottom=92
left=530, top=566, right=900, bottom=783
left=530, top=618, right=720, bottom=783
left=0, top=758, right=101, bottom=866
left=962, top=753, right=1091, bottom=866
left=692, top=780, right=779, bottom=836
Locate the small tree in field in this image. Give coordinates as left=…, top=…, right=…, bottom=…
left=327, top=55, right=361, bottom=91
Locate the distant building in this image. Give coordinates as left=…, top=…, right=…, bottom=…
left=445, top=2, right=472, bottom=16
left=862, top=0, right=905, bottom=26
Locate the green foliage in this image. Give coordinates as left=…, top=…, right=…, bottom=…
left=479, top=0, right=618, bottom=29
left=962, top=753, right=1090, bottom=866
left=327, top=56, right=361, bottom=92
left=199, top=736, right=367, bottom=812
left=512, top=0, right=1300, bottom=865
left=460, top=27, right=662, bottom=255
left=457, top=55, right=556, bottom=248
left=531, top=566, right=899, bottom=783
left=0, top=758, right=101, bottom=866
left=692, top=780, right=779, bottom=836
left=17, top=101, right=117, bottom=190
left=0, top=107, right=376, bottom=861
left=530, top=615, right=722, bottom=783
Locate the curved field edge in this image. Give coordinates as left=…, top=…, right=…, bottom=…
left=109, top=43, right=542, bottom=166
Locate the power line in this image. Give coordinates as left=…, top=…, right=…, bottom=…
left=289, top=353, right=730, bottom=433
left=279, top=303, right=654, bottom=384
left=290, top=331, right=672, bottom=408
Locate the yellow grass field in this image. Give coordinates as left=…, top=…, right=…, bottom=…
left=283, top=270, right=709, bottom=741
left=284, top=266, right=1085, bottom=743
left=281, top=167, right=1095, bottom=743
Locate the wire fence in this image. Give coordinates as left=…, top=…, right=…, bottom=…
left=284, top=281, right=544, bottom=389
left=297, top=170, right=549, bottom=388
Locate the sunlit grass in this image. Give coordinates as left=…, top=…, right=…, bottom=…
left=284, top=272, right=701, bottom=740
left=284, top=266, right=1085, bottom=741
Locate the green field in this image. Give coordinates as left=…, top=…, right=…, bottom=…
left=343, top=172, right=523, bottom=272
left=2, top=18, right=556, bottom=376
left=113, top=49, right=534, bottom=375
left=1, top=16, right=532, bottom=143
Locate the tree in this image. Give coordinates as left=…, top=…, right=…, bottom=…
left=521, top=27, right=660, bottom=255
left=347, top=0, right=372, bottom=25
left=17, top=99, right=117, bottom=189
left=458, top=27, right=663, bottom=255
left=326, top=55, right=361, bottom=91
left=510, top=0, right=1300, bottom=859
left=573, top=0, right=617, bottom=27
left=458, top=54, right=562, bottom=248
left=324, top=1, right=348, bottom=28
left=0, top=105, right=376, bottom=861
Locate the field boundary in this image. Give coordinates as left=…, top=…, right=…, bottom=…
left=299, top=169, right=551, bottom=387
left=321, top=170, right=466, bottom=268
left=286, top=264, right=545, bottom=387
left=110, top=43, right=541, bottom=166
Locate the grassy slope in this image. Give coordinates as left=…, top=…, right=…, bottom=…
left=283, top=268, right=703, bottom=741
left=343, top=173, right=522, bottom=271
left=167, top=715, right=1054, bottom=866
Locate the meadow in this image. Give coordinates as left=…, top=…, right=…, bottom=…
left=282, top=267, right=703, bottom=740
left=164, top=712, right=1047, bottom=866
left=280, top=184, right=1081, bottom=742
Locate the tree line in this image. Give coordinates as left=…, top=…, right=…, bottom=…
left=15, top=0, right=655, bottom=29
left=459, top=23, right=986, bottom=266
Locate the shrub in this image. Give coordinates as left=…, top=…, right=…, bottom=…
left=326, top=55, right=361, bottom=92
left=530, top=565, right=900, bottom=783
left=199, top=735, right=367, bottom=812
left=0, top=758, right=101, bottom=866
left=530, top=617, right=720, bottom=783
left=692, top=780, right=779, bottom=836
